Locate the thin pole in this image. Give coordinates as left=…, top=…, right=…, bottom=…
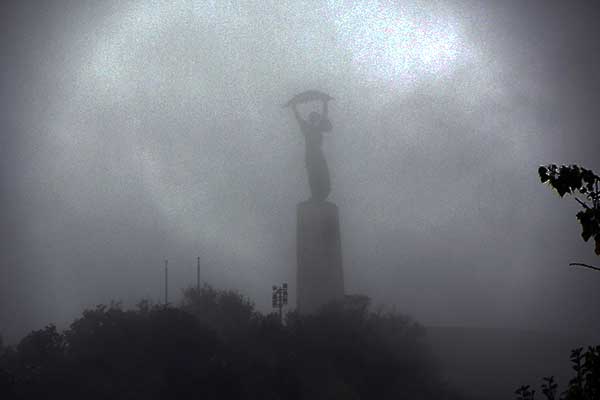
left=197, top=256, right=200, bottom=290
left=278, top=294, right=283, bottom=322
left=164, top=259, right=168, bottom=305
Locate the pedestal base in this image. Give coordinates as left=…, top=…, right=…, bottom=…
left=296, top=200, right=344, bottom=313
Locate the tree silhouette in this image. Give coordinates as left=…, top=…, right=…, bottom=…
left=538, top=164, right=600, bottom=269
left=516, top=347, right=600, bottom=400
left=0, top=285, right=465, bottom=399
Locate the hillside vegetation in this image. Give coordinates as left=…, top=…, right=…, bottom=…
left=0, top=285, right=464, bottom=400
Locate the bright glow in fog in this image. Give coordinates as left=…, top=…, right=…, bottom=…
left=67, top=1, right=475, bottom=226
left=31, top=0, right=506, bottom=315
left=10, top=0, right=600, bottom=348
left=330, top=1, right=470, bottom=84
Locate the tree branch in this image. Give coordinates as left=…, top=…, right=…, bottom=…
left=569, top=262, right=600, bottom=272
left=574, top=197, right=590, bottom=209
left=594, top=177, right=600, bottom=208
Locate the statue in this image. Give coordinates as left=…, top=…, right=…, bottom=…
left=284, top=90, right=334, bottom=201
left=285, top=90, right=345, bottom=313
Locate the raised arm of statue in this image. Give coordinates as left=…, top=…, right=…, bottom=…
left=284, top=90, right=334, bottom=201
left=285, top=90, right=334, bottom=133
left=320, top=99, right=332, bottom=132
left=292, top=103, right=308, bottom=132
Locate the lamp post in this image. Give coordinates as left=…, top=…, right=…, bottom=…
left=272, top=283, right=288, bottom=323
left=164, top=259, right=168, bottom=306
left=196, top=256, right=200, bottom=290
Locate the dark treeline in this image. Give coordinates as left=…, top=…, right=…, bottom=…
left=0, top=285, right=464, bottom=399
left=515, top=347, right=600, bottom=400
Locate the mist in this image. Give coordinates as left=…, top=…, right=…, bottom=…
left=2, top=0, right=600, bottom=355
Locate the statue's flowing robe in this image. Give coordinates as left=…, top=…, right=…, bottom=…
left=301, top=119, right=332, bottom=201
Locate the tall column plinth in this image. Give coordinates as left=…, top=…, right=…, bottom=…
left=296, top=200, right=344, bottom=313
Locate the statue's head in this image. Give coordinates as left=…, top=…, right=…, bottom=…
left=308, top=111, right=321, bottom=126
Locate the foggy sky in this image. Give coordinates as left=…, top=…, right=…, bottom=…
left=2, top=0, right=600, bottom=342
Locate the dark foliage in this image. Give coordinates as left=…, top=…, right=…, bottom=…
left=515, top=384, right=536, bottom=400
left=538, top=164, right=600, bottom=255
left=0, top=285, right=464, bottom=399
left=516, top=346, right=600, bottom=400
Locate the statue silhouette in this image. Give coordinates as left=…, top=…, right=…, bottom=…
left=286, top=91, right=344, bottom=313
left=287, top=91, right=334, bottom=201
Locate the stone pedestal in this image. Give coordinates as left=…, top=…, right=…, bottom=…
left=296, top=200, right=344, bottom=313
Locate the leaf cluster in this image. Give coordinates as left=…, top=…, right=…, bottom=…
left=538, top=165, right=599, bottom=199
left=538, top=164, right=600, bottom=255
left=515, top=346, right=600, bottom=400
left=516, top=384, right=536, bottom=400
